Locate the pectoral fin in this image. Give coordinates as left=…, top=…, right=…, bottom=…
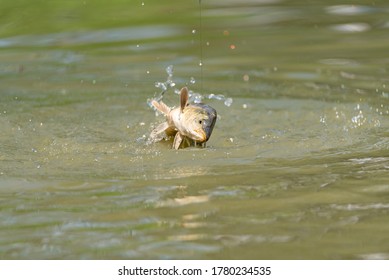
left=151, top=100, right=171, bottom=116
left=173, top=132, right=184, bottom=149
left=148, top=122, right=169, bottom=143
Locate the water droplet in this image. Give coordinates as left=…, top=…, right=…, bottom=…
left=199, top=61, right=203, bottom=67
left=242, top=104, right=248, bottom=109
left=224, top=98, right=233, bottom=107
left=141, top=2, right=145, bottom=6
left=192, top=29, right=196, bottom=34
left=166, top=65, right=173, bottom=76
left=190, top=77, right=196, bottom=84
left=155, top=82, right=167, bottom=91
left=215, top=94, right=225, bottom=101
left=191, top=93, right=203, bottom=104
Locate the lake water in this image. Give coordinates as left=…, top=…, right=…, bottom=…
left=1, top=0, right=389, bottom=259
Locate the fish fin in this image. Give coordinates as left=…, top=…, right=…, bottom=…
left=151, top=100, right=171, bottom=116
left=173, top=133, right=184, bottom=149
left=180, top=87, right=189, bottom=113
left=148, top=122, right=169, bottom=143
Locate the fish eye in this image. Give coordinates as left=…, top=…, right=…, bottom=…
left=199, top=120, right=202, bottom=124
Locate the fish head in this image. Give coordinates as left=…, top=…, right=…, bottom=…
left=181, top=104, right=217, bottom=143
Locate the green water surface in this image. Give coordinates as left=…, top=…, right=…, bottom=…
left=1, top=0, right=389, bottom=259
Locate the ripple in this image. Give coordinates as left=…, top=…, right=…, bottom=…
left=359, top=253, right=389, bottom=260
left=325, top=5, right=375, bottom=16
left=0, top=25, right=181, bottom=48
left=330, top=23, right=370, bottom=33
left=319, top=58, right=359, bottom=66
left=156, top=195, right=209, bottom=207
left=331, top=203, right=389, bottom=211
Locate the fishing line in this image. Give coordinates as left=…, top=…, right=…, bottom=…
left=199, top=0, right=203, bottom=92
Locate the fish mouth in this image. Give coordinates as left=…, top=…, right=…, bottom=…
left=194, top=129, right=207, bottom=142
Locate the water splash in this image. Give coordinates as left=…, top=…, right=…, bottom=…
left=148, top=65, right=233, bottom=108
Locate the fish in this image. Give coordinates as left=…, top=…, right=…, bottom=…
left=149, top=87, right=217, bottom=149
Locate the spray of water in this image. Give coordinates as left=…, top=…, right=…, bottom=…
left=148, top=65, right=233, bottom=108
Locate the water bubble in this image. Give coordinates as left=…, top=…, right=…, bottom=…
left=192, top=29, right=196, bottom=34
left=199, top=61, right=203, bottom=67
left=190, top=77, right=196, bottom=84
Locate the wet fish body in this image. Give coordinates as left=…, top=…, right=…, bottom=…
left=149, top=87, right=217, bottom=149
